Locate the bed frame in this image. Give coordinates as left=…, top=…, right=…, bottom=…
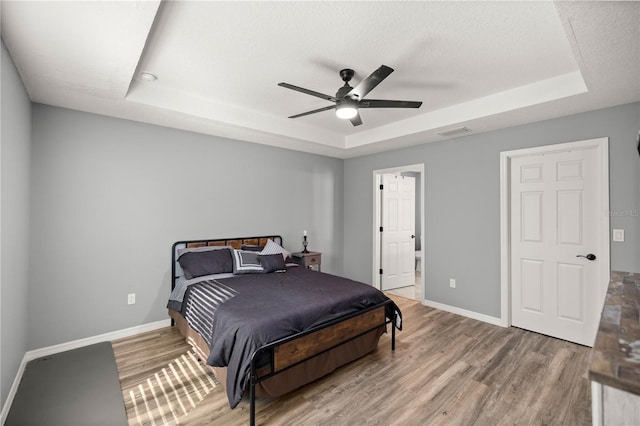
left=170, top=235, right=397, bottom=426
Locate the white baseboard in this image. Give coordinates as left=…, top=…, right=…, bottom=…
left=1, top=319, right=171, bottom=425
left=422, top=298, right=505, bottom=327
left=24, top=319, right=171, bottom=361
left=1, top=356, right=28, bottom=426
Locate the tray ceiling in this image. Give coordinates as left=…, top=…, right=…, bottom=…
left=2, top=1, right=638, bottom=158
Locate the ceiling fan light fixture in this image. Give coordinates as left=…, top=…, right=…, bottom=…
left=336, top=103, right=358, bottom=119
left=279, top=65, right=421, bottom=127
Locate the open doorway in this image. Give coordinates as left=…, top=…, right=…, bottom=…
left=373, top=164, right=425, bottom=301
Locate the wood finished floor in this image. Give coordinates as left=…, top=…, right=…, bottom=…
left=113, top=295, right=592, bottom=425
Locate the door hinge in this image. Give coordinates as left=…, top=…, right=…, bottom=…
left=379, top=184, right=383, bottom=190
left=379, top=269, right=383, bottom=275
left=379, top=226, right=383, bottom=232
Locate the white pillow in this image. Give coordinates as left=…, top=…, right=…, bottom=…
left=260, top=239, right=291, bottom=261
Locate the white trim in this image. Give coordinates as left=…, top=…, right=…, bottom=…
left=373, top=173, right=382, bottom=288
left=422, top=299, right=505, bottom=328
left=591, top=381, right=603, bottom=426
left=372, top=164, right=425, bottom=297
left=0, top=319, right=171, bottom=424
left=499, top=137, right=610, bottom=329
left=499, top=149, right=512, bottom=327
left=25, top=319, right=171, bottom=361
left=0, top=357, right=27, bottom=425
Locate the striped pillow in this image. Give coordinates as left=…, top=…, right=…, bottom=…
left=260, top=239, right=291, bottom=261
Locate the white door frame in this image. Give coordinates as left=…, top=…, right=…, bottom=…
left=499, top=138, right=610, bottom=327
left=373, top=164, right=425, bottom=298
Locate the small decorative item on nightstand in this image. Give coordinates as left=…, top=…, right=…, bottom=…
left=302, top=230, right=309, bottom=253
left=291, top=251, right=322, bottom=272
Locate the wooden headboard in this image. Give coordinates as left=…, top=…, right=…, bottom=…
left=171, top=235, right=283, bottom=287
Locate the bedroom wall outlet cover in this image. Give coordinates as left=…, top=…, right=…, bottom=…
left=128, top=293, right=136, bottom=305
left=449, top=279, right=456, bottom=288
left=613, top=229, right=625, bottom=242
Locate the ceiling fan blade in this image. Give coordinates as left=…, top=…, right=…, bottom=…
left=347, top=65, right=394, bottom=100
left=359, top=99, right=422, bottom=109
left=288, top=104, right=336, bottom=119
left=278, top=82, right=338, bottom=102
left=349, top=111, right=363, bottom=127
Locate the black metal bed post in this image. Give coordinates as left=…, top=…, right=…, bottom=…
left=391, top=308, right=396, bottom=351
left=250, top=374, right=256, bottom=426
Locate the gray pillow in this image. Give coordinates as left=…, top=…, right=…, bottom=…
left=258, top=254, right=287, bottom=273
left=241, top=244, right=264, bottom=252
left=178, top=248, right=233, bottom=279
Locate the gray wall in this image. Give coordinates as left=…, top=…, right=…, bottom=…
left=344, top=102, right=640, bottom=318
left=1, top=42, right=32, bottom=410
left=28, top=105, right=344, bottom=349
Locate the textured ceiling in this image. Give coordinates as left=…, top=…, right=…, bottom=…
left=2, top=1, right=638, bottom=158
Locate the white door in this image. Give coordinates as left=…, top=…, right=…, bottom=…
left=510, top=145, right=605, bottom=346
left=381, top=174, right=416, bottom=291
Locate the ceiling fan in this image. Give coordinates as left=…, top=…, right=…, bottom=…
left=278, top=65, right=422, bottom=126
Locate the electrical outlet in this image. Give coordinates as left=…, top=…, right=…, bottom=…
left=449, top=279, right=456, bottom=289
left=613, top=229, right=625, bottom=242
left=127, top=293, right=136, bottom=305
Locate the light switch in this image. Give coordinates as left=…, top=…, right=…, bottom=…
left=613, top=229, right=625, bottom=242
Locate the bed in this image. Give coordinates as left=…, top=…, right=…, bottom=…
left=167, top=235, right=401, bottom=425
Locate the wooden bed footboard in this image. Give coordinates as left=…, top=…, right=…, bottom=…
left=169, top=308, right=386, bottom=400
left=248, top=300, right=396, bottom=426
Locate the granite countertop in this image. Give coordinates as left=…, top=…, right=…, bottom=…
left=589, top=271, right=640, bottom=395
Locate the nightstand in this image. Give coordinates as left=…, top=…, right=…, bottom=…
left=291, top=251, right=322, bottom=272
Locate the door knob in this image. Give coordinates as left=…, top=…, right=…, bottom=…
left=576, top=254, right=596, bottom=261
left=410, top=235, right=415, bottom=239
